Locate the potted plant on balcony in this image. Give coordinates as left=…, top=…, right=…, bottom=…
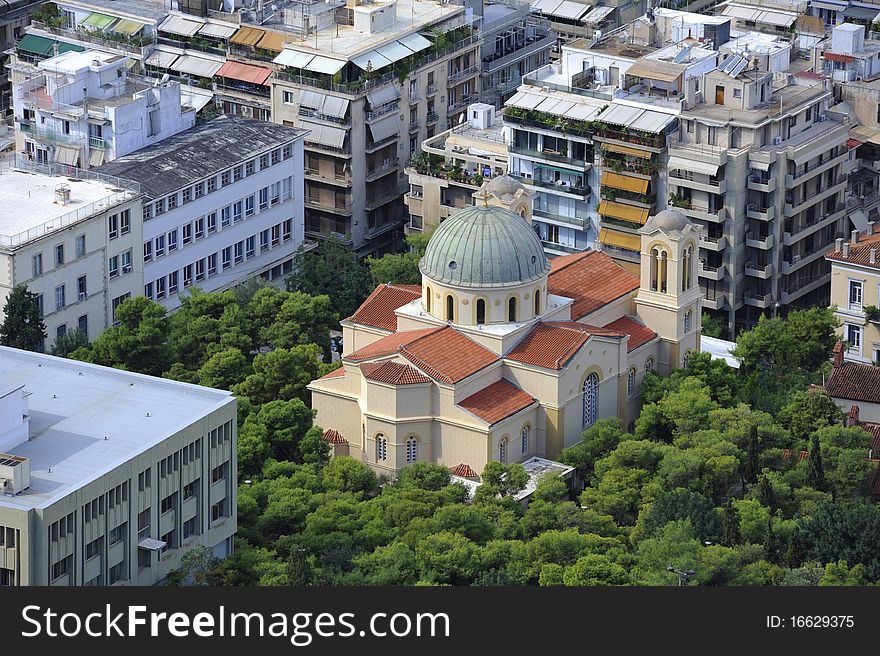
left=865, top=305, right=880, bottom=323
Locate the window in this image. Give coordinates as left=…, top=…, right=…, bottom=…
left=375, top=435, right=387, bottom=461
left=221, top=206, right=231, bottom=228
left=154, top=197, right=165, bottom=216
left=36, top=294, right=43, bottom=318
left=168, top=229, right=178, bottom=252
left=508, top=297, right=517, bottom=322
left=211, top=462, right=227, bottom=483
left=55, top=244, right=64, bottom=266
left=245, top=160, right=255, bottom=176
left=32, top=253, right=42, bottom=277
left=535, top=289, right=541, bottom=315
left=77, top=275, right=87, bottom=299
left=684, top=309, right=692, bottom=333
left=271, top=149, right=280, bottom=165
left=160, top=492, right=177, bottom=515
left=627, top=367, right=636, bottom=398
left=233, top=201, right=243, bottom=223
left=183, top=223, right=192, bottom=245
left=196, top=259, right=205, bottom=281
left=76, top=235, right=86, bottom=258
left=259, top=187, right=269, bottom=211
left=111, top=294, right=130, bottom=322
left=733, top=88, right=741, bottom=98
left=207, top=213, right=217, bottom=233
left=259, top=153, right=269, bottom=169
left=283, top=145, right=292, bottom=159
left=246, top=236, right=255, bottom=259
left=120, top=209, right=130, bottom=235
left=155, top=234, right=165, bottom=258
left=183, top=264, right=193, bottom=287
left=283, top=90, right=294, bottom=104
left=207, top=176, right=216, bottom=193
left=109, top=255, right=119, bottom=278
left=499, top=436, right=508, bottom=464
left=143, top=204, right=153, bottom=221
left=847, top=324, right=862, bottom=353
left=283, top=219, right=292, bottom=241
left=260, top=230, right=269, bottom=252
left=582, top=373, right=599, bottom=429
left=207, top=253, right=217, bottom=276
left=222, top=170, right=230, bottom=186
left=645, top=358, right=654, bottom=373
left=168, top=271, right=179, bottom=294
left=183, top=517, right=197, bottom=540
left=167, top=193, right=178, bottom=210
left=55, top=284, right=65, bottom=310
left=406, top=436, right=417, bottom=464
left=211, top=500, right=226, bottom=523
left=145, top=283, right=154, bottom=300
left=108, top=213, right=119, bottom=240
left=195, top=217, right=205, bottom=239
left=56, top=323, right=66, bottom=338
left=446, top=295, right=454, bottom=321
left=182, top=187, right=192, bottom=204
left=521, top=425, right=530, bottom=454
left=78, top=314, right=88, bottom=335
left=138, top=467, right=151, bottom=492
left=234, top=241, right=243, bottom=264
left=233, top=165, right=243, bottom=182
left=144, top=240, right=152, bottom=262
left=475, top=298, right=486, bottom=324
left=271, top=224, right=280, bottom=246
left=122, top=249, right=132, bottom=273
left=156, top=277, right=166, bottom=300
left=222, top=246, right=231, bottom=270
left=183, top=480, right=197, bottom=500
left=109, top=523, right=126, bottom=546
left=194, top=182, right=204, bottom=199
left=849, top=280, right=864, bottom=309
left=245, top=195, right=255, bottom=216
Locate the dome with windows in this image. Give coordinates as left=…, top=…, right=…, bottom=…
left=420, top=205, right=550, bottom=289
left=482, top=174, right=526, bottom=201
left=640, top=209, right=692, bottom=235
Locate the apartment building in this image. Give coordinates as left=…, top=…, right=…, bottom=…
left=0, top=0, right=46, bottom=113
left=671, top=62, right=850, bottom=334
left=405, top=102, right=509, bottom=232
left=0, top=160, right=143, bottom=348
left=12, top=48, right=196, bottom=168
left=95, top=116, right=307, bottom=311
left=474, top=0, right=553, bottom=109
left=0, top=345, right=236, bottom=586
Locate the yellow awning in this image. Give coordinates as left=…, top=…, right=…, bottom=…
left=602, top=143, right=652, bottom=159
left=230, top=26, right=265, bottom=46
left=600, top=171, right=649, bottom=194
left=599, top=228, right=641, bottom=252
left=256, top=30, right=286, bottom=52
left=598, top=200, right=649, bottom=224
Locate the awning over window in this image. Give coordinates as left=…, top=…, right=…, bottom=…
left=625, top=58, right=683, bottom=84
left=322, top=95, right=349, bottom=118
left=666, top=155, right=719, bottom=177
left=54, top=145, right=80, bottom=166
left=17, top=34, right=84, bottom=57
left=111, top=19, right=146, bottom=35
left=748, top=159, right=770, bottom=171
left=198, top=20, right=238, bottom=39
left=138, top=538, right=167, bottom=551
left=366, top=84, right=400, bottom=107
left=352, top=50, right=393, bottom=71
left=180, top=84, right=215, bottom=112
left=601, top=171, right=649, bottom=193
left=597, top=102, right=675, bottom=133
left=216, top=60, right=271, bottom=85
left=584, top=5, right=614, bottom=24
left=89, top=148, right=105, bottom=167
left=304, top=55, right=346, bottom=75
left=159, top=14, right=204, bottom=37
left=145, top=46, right=181, bottom=69
left=825, top=52, right=855, bottom=64
left=547, top=0, right=592, bottom=21
left=273, top=49, right=315, bottom=68
left=599, top=227, right=641, bottom=252
left=230, top=26, right=265, bottom=47
left=397, top=32, right=432, bottom=54
left=301, top=120, right=346, bottom=149
left=170, top=54, right=224, bottom=78
left=368, top=112, right=399, bottom=142
left=601, top=143, right=652, bottom=158
left=256, top=30, right=286, bottom=52
left=375, top=40, right=414, bottom=64
left=81, top=12, right=117, bottom=29
left=598, top=200, right=649, bottom=224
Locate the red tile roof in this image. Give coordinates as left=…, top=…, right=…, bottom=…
left=322, top=429, right=348, bottom=445
left=860, top=423, right=880, bottom=453
left=400, top=326, right=499, bottom=384
left=871, top=467, right=880, bottom=497
left=449, top=463, right=480, bottom=479
left=345, top=327, right=441, bottom=361
left=458, top=378, right=536, bottom=426
left=348, top=283, right=422, bottom=331
left=825, top=52, right=855, bottom=64
left=781, top=449, right=809, bottom=461
left=603, top=315, right=658, bottom=352
left=548, top=250, right=640, bottom=320
left=794, top=70, right=823, bottom=80
left=847, top=138, right=864, bottom=149
left=825, top=361, right=880, bottom=405
left=318, top=367, right=345, bottom=380
left=826, top=231, right=880, bottom=270
left=506, top=321, right=624, bottom=369
left=360, top=361, right=431, bottom=385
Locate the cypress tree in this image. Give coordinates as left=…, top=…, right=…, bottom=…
left=721, top=499, right=742, bottom=546
left=0, top=285, right=46, bottom=352
left=807, top=434, right=826, bottom=491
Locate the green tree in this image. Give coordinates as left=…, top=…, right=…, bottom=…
left=264, top=292, right=336, bottom=357
left=562, top=554, right=630, bottom=586
left=476, top=462, right=529, bottom=500
left=233, top=344, right=324, bottom=406
left=778, top=389, right=844, bottom=444
left=50, top=328, right=89, bottom=358
left=0, top=285, right=46, bottom=351
left=560, top=417, right=625, bottom=480
left=286, top=548, right=313, bottom=586
left=197, top=347, right=250, bottom=389
left=638, top=488, right=719, bottom=543
left=800, top=499, right=880, bottom=580
left=807, top=434, right=827, bottom=492
left=743, top=426, right=760, bottom=484
left=818, top=560, right=868, bottom=586
left=286, top=239, right=372, bottom=321
left=720, top=499, right=741, bottom=547
left=237, top=399, right=315, bottom=475
left=366, top=227, right=436, bottom=286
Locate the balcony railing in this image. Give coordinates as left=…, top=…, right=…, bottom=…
left=508, top=144, right=589, bottom=169
left=426, top=111, right=439, bottom=124
left=29, top=21, right=154, bottom=56
left=532, top=208, right=589, bottom=229
left=366, top=158, right=400, bottom=180
left=448, top=65, right=480, bottom=83
left=426, top=84, right=438, bottom=96
left=305, top=197, right=352, bottom=214
left=365, top=188, right=401, bottom=210
left=365, top=102, right=398, bottom=121
left=299, top=106, right=351, bottom=126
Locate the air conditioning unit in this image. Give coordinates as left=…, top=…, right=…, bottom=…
left=122, top=264, right=132, bottom=274
left=78, top=292, right=86, bottom=300
left=773, top=135, right=783, bottom=145
left=818, top=113, right=828, bottom=122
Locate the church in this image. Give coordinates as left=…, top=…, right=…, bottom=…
left=308, top=176, right=703, bottom=478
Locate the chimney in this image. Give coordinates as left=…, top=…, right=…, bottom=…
left=833, top=340, right=844, bottom=369
left=872, top=248, right=877, bottom=264
left=843, top=242, right=850, bottom=257
left=849, top=404, right=860, bottom=427
left=852, top=229, right=859, bottom=244
left=835, top=237, right=843, bottom=252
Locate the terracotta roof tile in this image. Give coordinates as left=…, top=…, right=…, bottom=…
left=871, top=468, right=880, bottom=496
left=826, top=361, right=880, bottom=405
left=345, top=327, right=441, bottom=361
left=548, top=250, right=640, bottom=319
left=400, top=326, right=499, bottom=384
left=348, top=283, right=422, bottom=331
left=781, top=449, right=809, bottom=461
left=826, top=231, right=880, bottom=270
left=794, top=70, right=823, bottom=80
left=318, top=367, right=345, bottom=380
left=450, top=463, right=480, bottom=479
left=603, top=315, right=658, bottom=352
left=360, top=361, right=431, bottom=385
left=506, top=321, right=624, bottom=369
left=322, top=429, right=348, bottom=445
left=458, top=378, right=536, bottom=426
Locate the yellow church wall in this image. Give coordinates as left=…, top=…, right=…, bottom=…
left=578, top=291, right=636, bottom=325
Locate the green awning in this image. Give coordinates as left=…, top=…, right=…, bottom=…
left=57, top=41, right=85, bottom=54
left=16, top=34, right=85, bottom=56
left=112, top=19, right=145, bottom=35
left=81, top=12, right=117, bottom=29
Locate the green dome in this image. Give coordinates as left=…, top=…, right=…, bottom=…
left=420, top=205, right=550, bottom=288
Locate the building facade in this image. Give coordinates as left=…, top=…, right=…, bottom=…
left=0, top=345, right=237, bottom=586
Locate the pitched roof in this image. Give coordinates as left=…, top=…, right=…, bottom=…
left=345, top=327, right=441, bottom=361
left=548, top=250, right=640, bottom=319
left=825, top=231, right=880, bottom=270
left=322, top=429, right=348, bottom=444
left=348, top=283, right=422, bottom=332
left=449, top=463, right=480, bottom=479
left=360, top=361, right=431, bottom=385
left=603, top=315, right=658, bottom=352
left=318, top=367, right=345, bottom=380
left=458, top=379, right=536, bottom=426
left=506, top=321, right=624, bottom=369
left=781, top=449, right=809, bottom=461
left=825, top=361, right=880, bottom=404
left=400, top=326, right=499, bottom=384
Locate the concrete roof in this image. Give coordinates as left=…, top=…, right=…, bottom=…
left=95, top=115, right=308, bottom=198
left=0, top=346, right=234, bottom=511
left=59, top=0, right=168, bottom=22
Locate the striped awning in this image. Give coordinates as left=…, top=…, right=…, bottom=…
left=159, top=14, right=204, bottom=37
left=256, top=30, right=286, bottom=52
left=601, top=143, right=652, bottom=159
left=81, top=12, right=117, bottom=29
left=600, top=171, right=648, bottom=194
left=599, top=227, right=641, bottom=251
left=598, top=200, right=649, bottom=224
left=111, top=19, right=146, bottom=35
left=230, top=26, right=265, bottom=46
left=54, top=145, right=80, bottom=166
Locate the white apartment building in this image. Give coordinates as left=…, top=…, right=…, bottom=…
left=0, top=345, right=237, bottom=586
left=0, top=159, right=143, bottom=348
left=13, top=48, right=195, bottom=168
left=95, top=116, right=307, bottom=311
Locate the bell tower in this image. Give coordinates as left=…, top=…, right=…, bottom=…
left=634, top=209, right=703, bottom=373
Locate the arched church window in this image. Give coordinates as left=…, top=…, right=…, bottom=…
left=508, top=297, right=517, bottom=322
left=582, top=373, right=599, bottom=429
left=425, top=286, right=432, bottom=313
left=446, top=295, right=454, bottom=321
left=534, top=289, right=541, bottom=316
left=476, top=298, right=486, bottom=324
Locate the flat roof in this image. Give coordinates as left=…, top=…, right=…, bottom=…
left=0, top=346, right=234, bottom=511
left=451, top=456, right=575, bottom=501
left=0, top=168, right=138, bottom=248
left=59, top=0, right=168, bottom=22
left=95, top=115, right=308, bottom=198
left=701, top=335, right=739, bottom=369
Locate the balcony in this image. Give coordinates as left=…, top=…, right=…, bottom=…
left=305, top=140, right=352, bottom=157
left=364, top=188, right=401, bottom=210
left=745, top=232, right=774, bottom=249
left=541, top=240, right=582, bottom=255
left=89, top=136, right=108, bottom=149
left=481, top=34, right=555, bottom=74
left=366, top=158, right=400, bottom=182
left=668, top=170, right=727, bottom=195
left=409, top=120, right=421, bottom=132
left=743, top=291, right=773, bottom=309
left=448, top=94, right=479, bottom=114
left=699, top=234, right=727, bottom=251
left=305, top=197, right=352, bottom=215
left=508, top=144, right=589, bottom=169
left=426, top=111, right=439, bottom=124
left=532, top=208, right=589, bottom=229
left=746, top=203, right=775, bottom=221
left=299, top=106, right=351, bottom=127
left=304, top=168, right=351, bottom=187
left=365, top=134, right=398, bottom=153
left=365, top=219, right=404, bottom=240
left=745, top=261, right=774, bottom=279
left=699, top=262, right=726, bottom=281
left=748, top=174, right=777, bottom=193
left=365, top=102, right=399, bottom=122
left=680, top=206, right=728, bottom=223
left=426, top=84, right=438, bottom=96
left=527, top=177, right=590, bottom=197
left=702, top=294, right=728, bottom=310
left=448, top=65, right=480, bottom=83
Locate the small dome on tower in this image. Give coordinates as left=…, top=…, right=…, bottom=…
left=640, top=209, right=692, bottom=235
left=482, top=174, right=526, bottom=201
